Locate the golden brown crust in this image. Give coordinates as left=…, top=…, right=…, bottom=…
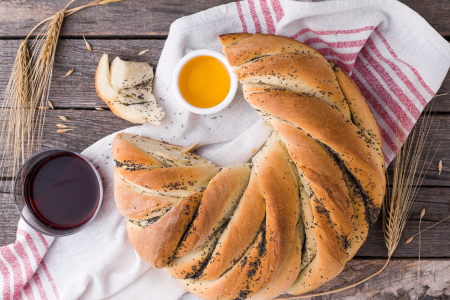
left=331, top=62, right=386, bottom=197
left=248, top=226, right=302, bottom=300
left=244, top=86, right=384, bottom=214
left=217, top=32, right=253, bottom=49
left=198, top=169, right=266, bottom=282
left=112, top=135, right=164, bottom=169
left=175, top=165, right=251, bottom=256
left=235, top=53, right=351, bottom=120
left=112, top=33, right=387, bottom=300
left=331, top=62, right=382, bottom=147
left=116, top=165, right=219, bottom=198
left=127, top=191, right=203, bottom=268
left=219, top=33, right=321, bottom=67
left=182, top=136, right=299, bottom=300
left=114, top=168, right=179, bottom=219
left=254, top=136, right=299, bottom=276
left=272, top=121, right=354, bottom=240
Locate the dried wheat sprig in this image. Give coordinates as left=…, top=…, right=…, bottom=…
left=29, top=8, right=66, bottom=156
left=64, top=69, right=74, bottom=78
left=83, top=35, right=92, bottom=51
left=0, top=39, right=30, bottom=177
left=280, top=107, right=438, bottom=299
left=59, top=116, right=70, bottom=122
left=0, top=0, right=124, bottom=212
left=418, top=208, right=425, bottom=292
left=406, top=215, right=450, bottom=243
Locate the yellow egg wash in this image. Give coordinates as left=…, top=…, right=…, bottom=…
left=179, top=56, right=231, bottom=108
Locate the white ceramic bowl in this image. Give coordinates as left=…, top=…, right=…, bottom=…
left=172, top=49, right=238, bottom=115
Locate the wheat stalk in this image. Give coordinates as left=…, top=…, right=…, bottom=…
left=0, top=0, right=123, bottom=213
left=279, top=106, right=438, bottom=299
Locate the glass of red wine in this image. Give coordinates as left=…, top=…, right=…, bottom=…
left=14, top=149, right=103, bottom=236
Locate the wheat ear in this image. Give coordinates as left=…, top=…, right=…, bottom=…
left=0, top=0, right=123, bottom=208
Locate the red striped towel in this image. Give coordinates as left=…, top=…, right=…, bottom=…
left=2, top=0, right=450, bottom=299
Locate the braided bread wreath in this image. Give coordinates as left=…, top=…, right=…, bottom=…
left=112, top=33, right=386, bottom=300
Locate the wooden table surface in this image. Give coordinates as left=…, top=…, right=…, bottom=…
left=1, top=0, right=450, bottom=299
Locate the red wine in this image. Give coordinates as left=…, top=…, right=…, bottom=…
left=25, top=152, right=100, bottom=228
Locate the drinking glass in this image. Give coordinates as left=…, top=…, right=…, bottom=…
left=14, top=148, right=103, bottom=237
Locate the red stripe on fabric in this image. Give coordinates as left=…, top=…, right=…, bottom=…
left=290, top=26, right=375, bottom=40
left=17, top=230, right=48, bottom=300
left=12, top=291, right=23, bottom=300
left=260, top=0, right=276, bottom=34
left=304, top=37, right=367, bottom=49
left=236, top=2, right=248, bottom=33
left=41, top=261, right=59, bottom=300
left=315, top=48, right=358, bottom=61
left=1, top=246, right=24, bottom=299
left=247, top=0, right=262, bottom=33
left=360, top=47, right=421, bottom=119
left=374, top=28, right=434, bottom=97
left=23, top=282, right=35, bottom=300
left=17, top=230, right=42, bottom=266
left=354, top=58, right=414, bottom=132
left=35, top=233, right=49, bottom=251
left=31, top=273, right=48, bottom=300
left=366, top=37, right=428, bottom=108
left=270, top=0, right=284, bottom=22
left=13, top=242, right=33, bottom=282
left=0, top=256, right=11, bottom=299
left=351, top=74, right=402, bottom=154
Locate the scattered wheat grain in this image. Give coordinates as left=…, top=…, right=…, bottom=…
left=139, top=49, right=149, bottom=55
left=439, top=160, right=442, bottom=175
left=56, top=124, right=73, bottom=128
left=48, top=101, right=54, bottom=109
left=83, top=35, right=92, bottom=51
left=64, top=69, right=74, bottom=78
left=99, top=0, right=123, bottom=5
left=57, top=128, right=74, bottom=133
left=59, top=116, right=70, bottom=122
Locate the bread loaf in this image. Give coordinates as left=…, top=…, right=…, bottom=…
left=96, top=54, right=165, bottom=124
left=113, top=33, right=386, bottom=299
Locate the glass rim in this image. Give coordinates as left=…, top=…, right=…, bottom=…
left=13, top=148, right=104, bottom=237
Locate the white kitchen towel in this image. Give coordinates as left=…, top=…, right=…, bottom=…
left=2, top=0, right=450, bottom=299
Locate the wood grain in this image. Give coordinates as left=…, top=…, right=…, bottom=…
left=1, top=39, right=450, bottom=112
left=1, top=0, right=450, bottom=37
left=0, top=39, right=164, bottom=109
left=0, top=0, right=236, bottom=37
left=279, top=258, right=450, bottom=299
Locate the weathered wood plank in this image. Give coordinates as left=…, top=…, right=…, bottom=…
left=0, top=39, right=165, bottom=109
left=280, top=258, right=450, bottom=299
left=1, top=0, right=449, bottom=37
left=1, top=39, right=450, bottom=112
left=384, top=114, right=450, bottom=187
left=0, top=0, right=236, bottom=37
left=0, top=193, right=20, bottom=246
left=0, top=109, right=132, bottom=175
left=358, top=186, right=450, bottom=258
left=0, top=110, right=444, bottom=188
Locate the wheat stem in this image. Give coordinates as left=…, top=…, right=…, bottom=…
left=279, top=258, right=391, bottom=299
left=407, top=215, right=450, bottom=242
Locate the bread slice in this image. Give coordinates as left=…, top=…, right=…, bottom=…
left=95, top=54, right=165, bottom=124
